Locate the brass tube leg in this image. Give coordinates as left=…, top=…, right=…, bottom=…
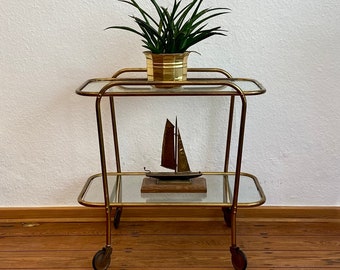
left=95, top=95, right=112, bottom=247
left=224, top=96, right=235, bottom=172
left=231, top=95, right=247, bottom=247
left=229, top=93, right=248, bottom=270
left=109, top=97, right=121, bottom=172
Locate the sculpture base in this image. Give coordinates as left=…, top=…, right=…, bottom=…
left=141, top=177, right=207, bottom=193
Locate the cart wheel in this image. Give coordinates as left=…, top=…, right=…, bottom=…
left=222, top=207, right=232, bottom=227
left=114, top=207, right=122, bottom=229
left=230, top=246, right=247, bottom=270
left=92, top=247, right=112, bottom=270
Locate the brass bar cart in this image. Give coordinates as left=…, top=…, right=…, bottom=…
left=75, top=68, right=266, bottom=270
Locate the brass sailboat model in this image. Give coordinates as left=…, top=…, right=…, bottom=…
left=145, top=118, right=202, bottom=181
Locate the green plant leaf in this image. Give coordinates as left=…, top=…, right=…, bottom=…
left=106, top=0, right=230, bottom=53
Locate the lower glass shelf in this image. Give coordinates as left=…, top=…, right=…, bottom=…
left=78, top=172, right=265, bottom=208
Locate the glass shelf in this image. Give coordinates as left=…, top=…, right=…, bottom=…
left=75, top=68, right=266, bottom=97
left=78, top=172, right=266, bottom=208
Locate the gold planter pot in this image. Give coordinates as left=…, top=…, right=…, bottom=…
left=144, top=51, right=189, bottom=86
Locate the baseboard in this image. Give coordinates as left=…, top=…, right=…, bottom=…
left=0, top=206, right=339, bottom=223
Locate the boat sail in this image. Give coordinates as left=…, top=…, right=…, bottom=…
left=145, top=118, right=202, bottom=181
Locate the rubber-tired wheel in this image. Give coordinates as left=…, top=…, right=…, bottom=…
left=92, top=247, right=112, bottom=270
left=114, top=207, right=122, bottom=229
left=230, top=246, right=247, bottom=270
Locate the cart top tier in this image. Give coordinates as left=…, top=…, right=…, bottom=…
left=76, top=68, right=266, bottom=97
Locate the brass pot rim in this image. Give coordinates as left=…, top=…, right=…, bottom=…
left=143, top=51, right=190, bottom=56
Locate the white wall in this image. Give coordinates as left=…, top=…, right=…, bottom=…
left=1, top=0, right=339, bottom=206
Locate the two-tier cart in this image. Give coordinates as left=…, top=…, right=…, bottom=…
left=76, top=68, right=266, bottom=270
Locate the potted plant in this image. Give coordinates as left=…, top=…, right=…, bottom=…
left=106, top=0, right=230, bottom=83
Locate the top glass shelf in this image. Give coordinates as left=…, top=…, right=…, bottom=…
left=76, top=68, right=266, bottom=97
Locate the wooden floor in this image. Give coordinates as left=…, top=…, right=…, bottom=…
left=1, top=217, right=339, bottom=269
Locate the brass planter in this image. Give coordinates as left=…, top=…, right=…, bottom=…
left=144, top=51, right=189, bottom=86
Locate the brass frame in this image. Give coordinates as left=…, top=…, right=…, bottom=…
left=75, top=67, right=266, bottom=268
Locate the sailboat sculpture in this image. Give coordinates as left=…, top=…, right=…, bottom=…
left=145, top=118, right=202, bottom=181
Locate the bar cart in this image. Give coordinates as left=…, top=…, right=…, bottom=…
left=75, top=68, right=266, bottom=270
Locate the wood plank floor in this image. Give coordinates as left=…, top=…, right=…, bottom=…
left=1, top=218, right=339, bottom=269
